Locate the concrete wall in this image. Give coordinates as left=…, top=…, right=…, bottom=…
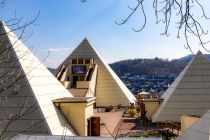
left=59, top=102, right=94, bottom=136
left=144, top=101, right=162, bottom=119
left=77, top=81, right=90, bottom=88
left=85, top=104, right=94, bottom=134
left=181, top=115, right=199, bottom=133
left=89, top=65, right=98, bottom=96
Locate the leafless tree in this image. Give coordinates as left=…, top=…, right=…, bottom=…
left=0, top=1, right=50, bottom=139
left=114, top=0, right=210, bottom=54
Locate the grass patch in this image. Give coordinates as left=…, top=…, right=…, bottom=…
left=130, top=132, right=161, bottom=137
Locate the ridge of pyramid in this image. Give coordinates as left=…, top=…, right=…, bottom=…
left=176, top=110, right=210, bottom=140
left=0, top=22, right=76, bottom=138
left=152, top=51, right=210, bottom=122
left=56, top=39, right=136, bottom=106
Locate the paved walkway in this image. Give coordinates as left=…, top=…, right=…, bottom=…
left=94, top=109, right=124, bottom=137
left=94, top=109, right=177, bottom=139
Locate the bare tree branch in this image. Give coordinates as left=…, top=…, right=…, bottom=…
left=116, top=0, right=210, bottom=54
left=0, top=3, right=51, bottom=139
left=0, top=0, right=6, bottom=8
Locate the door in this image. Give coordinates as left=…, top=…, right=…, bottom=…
left=72, top=76, right=78, bottom=86
left=88, top=117, right=100, bottom=136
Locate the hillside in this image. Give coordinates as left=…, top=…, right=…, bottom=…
left=110, top=54, right=210, bottom=76
left=48, top=54, right=210, bottom=94
left=110, top=57, right=188, bottom=77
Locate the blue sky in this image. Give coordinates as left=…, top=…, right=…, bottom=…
left=1, top=0, right=210, bottom=68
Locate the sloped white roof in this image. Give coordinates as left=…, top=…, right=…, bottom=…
left=152, top=51, right=210, bottom=122
left=0, top=21, right=76, bottom=139
left=176, top=110, right=210, bottom=140
left=56, top=38, right=136, bottom=106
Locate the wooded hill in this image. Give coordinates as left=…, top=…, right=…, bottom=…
left=110, top=54, right=206, bottom=76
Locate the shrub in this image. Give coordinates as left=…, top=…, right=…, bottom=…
left=128, top=108, right=137, bottom=116
left=117, top=104, right=122, bottom=109
left=105, top=107, right=110, bottom=112
left=136, top=107, right=140, bottom=113
left=109, top=105, right=114, bottom=110
left=105, top=105, right=114, bottom=112
left=130, top=132, right=161, bottom=137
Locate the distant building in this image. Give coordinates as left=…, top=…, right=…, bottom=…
left=137, top=91, right=150, bottom=99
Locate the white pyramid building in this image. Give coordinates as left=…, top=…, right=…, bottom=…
left=152, top=51, right=210, bottom=122
left=176, top=110, right=210, bottom=140
left=55, top=38, right=136, bottom=107
left=0, top=21, right=76, bottom=139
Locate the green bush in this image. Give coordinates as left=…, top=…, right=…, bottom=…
left=109, top=105, right=114, bottom=110
left=105, top=105, right=114, bottom=112
left=130, top=132, right=161, bottom=137
left=128, top=108, right=137, bottom=116
left=136, top=107, right=140, bottom=113
left=105, top=107, right=110, bottom=112
left=117, top=104, right=122, bottom=109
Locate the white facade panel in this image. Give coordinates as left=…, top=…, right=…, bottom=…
left=152, top=51, right=210, bottom=122
left=0, top=21, right=76, bottom=139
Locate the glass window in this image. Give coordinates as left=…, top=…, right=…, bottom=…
left=78, top=59, right=84, bottom=64
left=85, top=59, right=90, bottom=64
left=72, top=59, right=77, bottom=64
